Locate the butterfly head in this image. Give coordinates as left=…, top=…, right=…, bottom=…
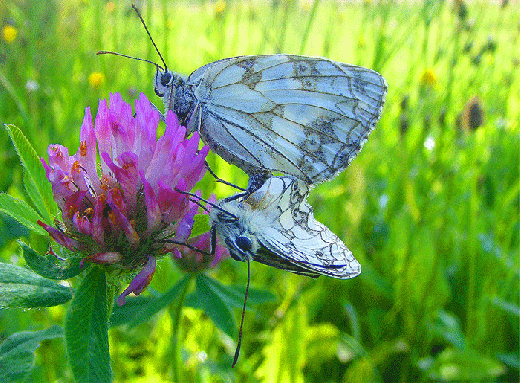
left=153, top=69, right=186, bottom=114
left=210, top=200, right=259, bottom=263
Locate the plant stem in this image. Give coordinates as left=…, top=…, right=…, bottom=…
left=170, top=274, right=194, bottom=383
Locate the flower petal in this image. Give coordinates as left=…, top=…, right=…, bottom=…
left=77, top=107, right=101, bottom=194
left=117, top=256, right=156, bottom=306
left=37, top=220, right=80, bottom=251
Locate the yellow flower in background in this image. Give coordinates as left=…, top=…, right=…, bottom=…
left=421, top=69, right=437, bottom=87
left=3, top=25, right=17, bottom=43
left=215, top=0, right=226, bottom=13
left=89, top=72, right=105, bottom=89
left=300, top=0, right=312, bottom=10
left=105, top=2, right=115, bottom=13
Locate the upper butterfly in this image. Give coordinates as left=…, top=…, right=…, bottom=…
left=154, top=54, right=387, bottom=185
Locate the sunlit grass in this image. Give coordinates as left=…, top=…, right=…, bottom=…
left=1, top=0, right=518, bottom=382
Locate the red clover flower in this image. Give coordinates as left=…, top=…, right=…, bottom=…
left=38, top=93, right=211, bottom=305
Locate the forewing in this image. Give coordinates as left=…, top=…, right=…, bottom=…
left=188, top=55, right=387, bottom=184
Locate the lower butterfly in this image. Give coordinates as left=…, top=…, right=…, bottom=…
left=210, top=175, right=361, bottom=279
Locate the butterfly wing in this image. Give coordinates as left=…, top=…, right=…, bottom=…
left=185, top=55, right=387, bottom=184
left=253, top=178, right=361, bottom=278
left=245, top=177, right=361, bottom=279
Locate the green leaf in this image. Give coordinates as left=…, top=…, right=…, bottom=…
left=4, top=124, right=55, bottom=224
left=195, top=273, right=236, bottom=337
left=0, top=194, right=47, bottom=236
left=21, top=242, right=82, bottom=280
left=24, top=170, right=57, bottom=221
left=228, top=285, right=277, bottom=305
left=0, top=214, right=30, bottom=243
left=191, top=214, right=210, bottom=238
left=199, top=275, right=244, bottom=308
left=491, top=296, right=520, bottom=317
left=0, top=325, right=63, bottom=382
left=109, top=296, right=155, bottom=327
left=185, top=280, right=276, bottom=311
left=426, top=348, right=506, bottom=381
left=359, top=262, right=393, bottom=300
left=65, top=267, right=112, bottom=383
left=109, top=275, right=191, bottom=328
left=497, top=353, right=519, bottom=370
left=0, top=263, right=73, bottom=308
left=432, top=310, right=466, bottom=349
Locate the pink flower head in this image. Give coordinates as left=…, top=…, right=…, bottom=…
left=173, top=194, right=229, bottom=273
left=39, top=93, right=209, bottom=303
left=174, top=232, right=229, bottom=274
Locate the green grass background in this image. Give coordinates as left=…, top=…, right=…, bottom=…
left=1, top=0, right=518, bottom=382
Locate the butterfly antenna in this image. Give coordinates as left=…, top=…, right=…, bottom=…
left=96, top=51, right=164, bottom=71
left=174, top=188, right=238, bottom=220
left=232, top=257, right=250, bottom=367
left=131, top=3, right=168, bottom=71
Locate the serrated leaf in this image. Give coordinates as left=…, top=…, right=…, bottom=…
left=21, top=242, right=82, bottom=280
left=65, top=267, right=112, bottom=383
left=0, top=325, right=63, bottom=382
left=191, top=214, right=210, bottom=238
left=24, top=171, right=57, bottom=222
left=0, top=194, right=47, bottom=236
left=109, top=275, right=191, bottom=328
left=195, top=273, right=236, bottom=337
left=0, top=215, right=30, bottom=248
left=4, top=124, right=55, bottom=224
left=0, top=263, right=73, bottom=308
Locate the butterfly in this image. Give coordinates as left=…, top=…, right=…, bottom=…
left=155, top=54, right=387, bottom=185
left=210, top=175, right=361, bottom=279
left=99, top=6, right=386, bottom=187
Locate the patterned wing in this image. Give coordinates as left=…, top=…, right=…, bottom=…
left=212, top=176, right=361, bottom=279
left=252, top=177, right=361, bottom=279
left=185, top=55, right=387, bottom=184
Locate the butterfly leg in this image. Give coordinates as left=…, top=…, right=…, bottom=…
left=210, top=225, right=217, bottom=256
left=149, top=101, right=166, bottom=122
left=245, top=172, right=269, bottom=194
left=205, top=161, right=246, bottom=191
left=220, top=172, right=270, bottom=203
left=160, top=238, right=211, bottom=256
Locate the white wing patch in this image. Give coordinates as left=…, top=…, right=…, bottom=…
left=155, top=54, right=387, bottom=185
left=210, top=176, right=361, bottom=279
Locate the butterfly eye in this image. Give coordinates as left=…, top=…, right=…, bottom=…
left=235, top=236, right=252, bottom=253
left=160, top=71, right=172, bottom=87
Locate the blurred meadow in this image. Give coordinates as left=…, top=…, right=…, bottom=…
left=1, top=0, right=519, bottom=382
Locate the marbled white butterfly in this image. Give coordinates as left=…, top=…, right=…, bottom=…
left=210, top=175, right=361, bottom=279
left=155, top=54, right=387, bottom=185
left=99, top=6, right=386, bottom=187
